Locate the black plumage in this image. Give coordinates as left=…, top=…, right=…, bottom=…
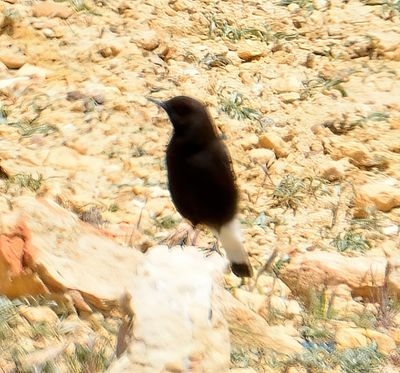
left=149, top=96, right=253, bottom=277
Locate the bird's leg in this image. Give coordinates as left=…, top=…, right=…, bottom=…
left=159, top=223, right=194, bottom=248
left=204, top=240, right=222, bottom=257
left=203, top=230, right=222, bottom=257
left=190, top=228, right=200, bottom=246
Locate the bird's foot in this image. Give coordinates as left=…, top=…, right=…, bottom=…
left=159, top=224, right=197, bottom=248
left=203, top=240, right=222, bottom=257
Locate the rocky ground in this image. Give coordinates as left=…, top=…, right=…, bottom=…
left=1, top=0, right=400, bottom=371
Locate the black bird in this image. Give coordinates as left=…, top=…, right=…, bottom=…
left=149, top=96, right=253, bottom=277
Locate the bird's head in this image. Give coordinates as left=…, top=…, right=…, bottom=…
left=148, top=96, right=217, bottom=139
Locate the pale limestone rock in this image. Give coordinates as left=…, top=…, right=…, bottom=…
left=279, top=250, right=388, bottom=298
left=16, top=64, right=49, bottom=79
left=336, top=327, right=369, bottom=349
left=131, top=30, right=160, bottom=51
left=45, top=146, right=104, bottom=171
left=248, top=148, right=276, bottom=165
left=32, top=2, right=74, bottom=19
left=388, top=256, right=400, bottom=296
left=109, top=246, right=230, bottom=372
left=364, top=329, right=396, bottom=354
left=237, top=41, right=266, bottom=62
left=355, top=182, right=400, bottom=213
left=222, top=291, right=303, bottom=355
left=270, top=73, right=304, bottom=93
left=0, top=52, right=26, bottom=69
left=286, top=299, right=302, bottom=317
left=329, top=140, right=376, bottom=168
left=319, top=159, right=348, bottom=181
left=280, top=92, right=301, bottom=103
left=20, top=306, right=59, bottom=324
left=0, top=196, right=143, bottom=309
left=258, top=133, right=289, bottom=158
left=269, top=295, right=287, bottom=315
left=232, top=288, right=266, bottom=312
left=238, top=133, right=259, bottom=150
left=98, top=45, right=120, bottom=58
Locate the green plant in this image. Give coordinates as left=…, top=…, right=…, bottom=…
left=230, top=347, right=250, bottom=368
left=31, top=321, right=56, bottom=339
left=300, top=325, right=334, bottom=345
left=4, top=94, right=58, bottom=137
left=306, top=287, right=336, bottom=320
left=230, top=345, right=271, bottom=370
left=301, top=77, right=347, bottom=100
left=351, top=310, right=377, bottom=329
left=207, top=15, right=298, bottom=44
left=272, top=174, right=306, bottom=210
left=108, top=203, right=119, bottom=212
left=66, top=337, right=113, bottom=372
left=0, top=105, right=9, bottom=123
left=201, top=53, right=232, bottom=69
left=208, top=16, right=269, bottom=42
left=7, top=122, right=59, bottom=137
left=334, top=343, right=385, bottom=373
left=281, top=346, right=333, bottom=371
left=331, top=231, right=371, bottom=253
left=351, top=211, right=380, bottom=231
left=77, top=206, right=105, bottom=226
left=154, top=215, right=179, bottom=230
left=219, top=92, right=261, bottom=121
left=280, top=343, right=385, bottom=372
left=0, top=297, right=22, bottom=339
left=4, top=173, right=43, bottom=192
left=280, top=0, right=314, bottom=11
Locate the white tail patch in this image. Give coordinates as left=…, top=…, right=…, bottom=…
left=219, top=219, right=249, bottom=264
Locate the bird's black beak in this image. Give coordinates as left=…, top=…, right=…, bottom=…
left=147, top=97, right=167, bottom=111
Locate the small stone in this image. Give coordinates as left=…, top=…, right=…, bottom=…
left=271, top=73, right=304, bottom=93
left=381, top=225, right=399, bottom=235
left=67, top=91, right=86, bottom=101
left=287, top=3, right=300, bottom=12
left=0, top=76, right=30, bottom=92
left=20, top=306, right=59, bottom=325
left=286, top=300, right=302, bottom=317
left=336, top=327, right=368, bottom=349
left=131, top=30, right=160, bottom=51
left=32, top=2, right=74, bottom=19
left=280, top=92, right=301, bottom=103
left=258, top=133, right=289, bottom=158
left=319, top=159, right=348, bottom=181
left=98, top=46, right=120, bottom=58
left=238, top=133, right=259, bottom=150
left=0, top=61, right=7, bottom=74
left=42, top=28, right=56, bottom=38
left=237, top=41, right=265, bottom=62
left=17, top=64, right=48, bottom=79
left=248, top=148, right=276, bottom=165
left=164, top=361, right=184, bottom=372
left=305, top=53, right=316, bottom=68
left=0, top=52, right=26, bottom=69
left=355, top=182, right=400, bottom=213
left=92, top=94, right=105, bottom=105
left=330, top=140, right=376, bottom=168
left=232, top=288, right=266, bottom=313
left=364, top=329, right=396, bottom=354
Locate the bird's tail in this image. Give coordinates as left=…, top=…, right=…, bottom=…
left=219, top=219, right=253, bottom=278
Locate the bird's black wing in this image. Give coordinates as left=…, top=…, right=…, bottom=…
left=184, top=139, right=238, bottom=227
